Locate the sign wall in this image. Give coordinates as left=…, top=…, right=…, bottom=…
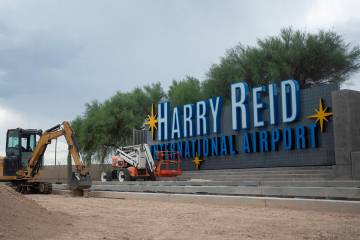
left=147, top=81, right=338, bottom=171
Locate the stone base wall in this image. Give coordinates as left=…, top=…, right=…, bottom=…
left=332, top=90, right=360, bottom=179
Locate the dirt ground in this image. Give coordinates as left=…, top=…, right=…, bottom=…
left=0, top=185, right=70, bottom=240
left=19, top=194, right=359, bottom=240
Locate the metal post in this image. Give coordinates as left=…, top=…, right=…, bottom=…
left=54, top=138, right=57, bottom=166
left=132, top=129, right=135, bottom=146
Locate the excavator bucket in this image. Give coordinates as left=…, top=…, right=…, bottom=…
left=68, top=172, right=92, bottom=190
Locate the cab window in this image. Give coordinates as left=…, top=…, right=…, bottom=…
left=7, top=134, right=19, bottom=148
left=21, top=138, right=27, bottom=149
left=29, top=134, right=36, bottom=151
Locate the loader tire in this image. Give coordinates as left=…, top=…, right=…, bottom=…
left=100, top=171, right=107, bottom=182
left=106, top=170, right=113, bottom=181
left=118, top=168, right=131, bottom=182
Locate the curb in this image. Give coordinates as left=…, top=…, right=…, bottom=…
left=52, top=189, right=360, bottom=214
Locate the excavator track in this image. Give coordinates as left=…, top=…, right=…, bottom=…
left=9, top=181, right=53, bottom=194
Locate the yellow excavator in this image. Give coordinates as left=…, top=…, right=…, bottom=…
left=0, top=121, right=91, bottom=193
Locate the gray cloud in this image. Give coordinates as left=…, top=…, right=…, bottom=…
left=331, top=19, right=360, bottom=90
left=0, top=28, right=82, bottom=96
left=0, top=0, right=357, bottom=129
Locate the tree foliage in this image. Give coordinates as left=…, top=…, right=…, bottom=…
left=168, top=76, right=203, bottom=106
left=72, top=83, right=165, bottom=164
left=202, top=28, right=360, bottom=101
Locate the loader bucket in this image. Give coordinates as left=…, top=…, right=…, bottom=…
left=68, top=172, right=92, bottom=190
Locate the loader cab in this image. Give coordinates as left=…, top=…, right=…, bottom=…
left=3, top=128, right=42, bottom=176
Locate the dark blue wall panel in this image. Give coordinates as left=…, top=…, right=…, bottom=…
left=149, top=83, right=338, bottom=171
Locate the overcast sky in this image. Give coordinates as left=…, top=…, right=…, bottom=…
left=0, top=0, right=359, bottom=164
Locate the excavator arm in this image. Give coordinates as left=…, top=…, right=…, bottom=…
left=24, top=121, right=91, bottom=190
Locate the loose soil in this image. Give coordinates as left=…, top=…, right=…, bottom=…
left=23, top=194, right=360, bottom=240
left=0, top=185, right=71, bottom=240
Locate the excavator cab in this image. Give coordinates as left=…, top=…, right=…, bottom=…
left=3, top=128, right=42, bottom=176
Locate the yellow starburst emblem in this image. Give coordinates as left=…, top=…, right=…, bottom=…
left=145, top=104, right=158, bottom=140
left=192, top=153, right=203, bottom=170
left=307, top=98, right=333, bottom=132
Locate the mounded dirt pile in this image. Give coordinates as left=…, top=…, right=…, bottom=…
left=0, top=185, right=71, bottom=240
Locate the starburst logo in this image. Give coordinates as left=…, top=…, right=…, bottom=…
left=307, top=98, right=333, bottom=132
left=192, top=153, right=203, bottom=170
left=145, top=104, right=158, bottom=140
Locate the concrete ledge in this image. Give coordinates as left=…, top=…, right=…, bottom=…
left=52, top=182, right=360, bottom=200
left=352, top=151, right=360, bottom=180
left=87, top=184, right=360, bottom=200
left=90, top=180, right=360, bottom=187
left=79, top=190, right=360, bottom=214
left=52, top=189, right=72, bottom=196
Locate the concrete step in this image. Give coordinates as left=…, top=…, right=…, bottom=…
left=180, top=169, right=333, bottom=175
left=179, top=166, right=333, bottom=174
left=178, top=172, right=334, bottom=177
left=260, top=180, right=360, bottom=188
left=54, top=176, right=360, bottom=200
left=172, top=167, right=335, bottom=181
left=83, top=191, right=360, bottom=214
left=91, top=180, right=360, bottom=188
left=52, top=189, right=360, bottom=214
left=173, top=176, right=334, bottom=182
left=86, top=184, right=360, bottom=200
left=190, top=165, right=333, bottom=170
left=157, top=177, right=333, bottom=182
left=176, top=173, right=332, bottom=178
